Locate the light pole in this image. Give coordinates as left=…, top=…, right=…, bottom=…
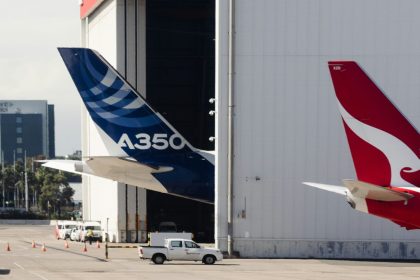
left=1, top=150, right=4, bottom=208
left=24, top=150, right=28, bottom=211
left=105, top=217, right=109, bottom=259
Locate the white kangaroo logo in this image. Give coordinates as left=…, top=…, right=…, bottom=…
left=338, top=101, right=420, bottom=188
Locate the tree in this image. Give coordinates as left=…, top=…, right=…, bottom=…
left=39, top=184, right=60, bottom=217
left=0, top=163, right=75, bottom=218
left=36, top=167, right=72, bottom=217
left=2, top=165, right=19, bottom=207
left=61, top=185, right=75, bottom=205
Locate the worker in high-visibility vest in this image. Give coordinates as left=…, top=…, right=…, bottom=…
left=86, top=229, right=94, bottom=245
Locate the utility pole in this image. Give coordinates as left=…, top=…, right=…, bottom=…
left=105, top=217, right=109, bottom=259
left=1, top=151, right=4, bottom=208
left=13, top=150, right=16, bottom=208
left=31, top=157, right=35, bottom=207
left=24, top=150, right=28, bottom=211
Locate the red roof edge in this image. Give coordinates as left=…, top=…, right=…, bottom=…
left=80, top=0, right=105, bottom=19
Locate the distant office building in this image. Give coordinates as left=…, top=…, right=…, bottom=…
left=0, top=100, right=55, bottom=164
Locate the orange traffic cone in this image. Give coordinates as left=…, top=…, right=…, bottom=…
left=41, top=243, right=47, bottom=252
left=31, top=240, right=36, bottom=248
left=96, top=240, right=100, bottom=249
left=82, top=242, right=87, bottom=252
left=64, top=240, right=69, bottom=249
left=5, top=243, right=11, bottom=251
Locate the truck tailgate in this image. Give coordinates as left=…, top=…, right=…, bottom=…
left=138, top=246, right=166, bottom=259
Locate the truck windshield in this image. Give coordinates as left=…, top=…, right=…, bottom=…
left=85, top=226, right=101, bottom=230
left=65, top=225, right=77, bottom=229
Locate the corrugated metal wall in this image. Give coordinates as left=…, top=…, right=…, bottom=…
left=82, top=0, right=147, bottom=243
left=216, top=0, right=420, bottom=258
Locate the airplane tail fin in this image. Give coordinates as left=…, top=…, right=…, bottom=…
left=328, top=61, right=419, bottom=187
left=58, top=48, right=193, bottom=163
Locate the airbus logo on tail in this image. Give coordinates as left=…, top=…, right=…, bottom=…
left=118, top=133, right=186, bottom=150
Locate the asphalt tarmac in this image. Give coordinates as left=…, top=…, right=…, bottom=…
left=1, top=225, right=420, bottom=280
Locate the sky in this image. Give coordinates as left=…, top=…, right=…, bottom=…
left=0, top=1, right=81, bottom=156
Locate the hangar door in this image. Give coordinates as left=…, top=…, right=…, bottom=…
left=145, top=0, right=215, bottom=242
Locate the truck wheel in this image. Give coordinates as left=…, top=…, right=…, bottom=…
left=202, top=255, right=216, bottom=265
left=152, top=254, right=165, bottom=265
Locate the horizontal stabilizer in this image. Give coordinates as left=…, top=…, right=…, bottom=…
left=42, top=157, right=169, bottom=194
left=42, top=160, right=91, bottom=175
left=302, top=182, right=347, bottom=196
left=343, top=179, right=414, bottom=202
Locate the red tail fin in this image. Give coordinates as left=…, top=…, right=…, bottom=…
left=328, top=61, right=419, bottom=187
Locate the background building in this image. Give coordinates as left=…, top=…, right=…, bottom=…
left=0, top=100, right=55, bottom=163
left=78, top=0, right=420, bottom=258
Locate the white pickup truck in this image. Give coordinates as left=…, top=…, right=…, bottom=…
left=138, top=238, right=223, bottom=265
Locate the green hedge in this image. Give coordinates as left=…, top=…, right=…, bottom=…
left=0, top=209, right=47, bottom=220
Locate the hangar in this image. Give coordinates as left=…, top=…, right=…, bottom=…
left=78, top=0, right=420, bottom=258
left=80, top=0, right=215, bottom=244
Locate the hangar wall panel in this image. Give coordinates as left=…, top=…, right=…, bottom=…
left=82, top=0, right=121, bottom=241
left=215, top=0, right=229, bottom=250
left=82, top=0, right=147, bottom=242
left=216, top=0, right=420, bottom=258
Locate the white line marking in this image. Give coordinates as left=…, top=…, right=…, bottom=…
left=30, top=271, right=49, bottom=280
left=13, top=262, right=24, bottom=270
left=15, top=261, right=49, bottom=280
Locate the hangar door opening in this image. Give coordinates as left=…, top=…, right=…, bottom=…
left=145, top=0, right=215, bottom=242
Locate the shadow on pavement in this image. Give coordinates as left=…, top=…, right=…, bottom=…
left=152, top=263, right=239, bottom=266
left=0, top=269, right=10, bottom=275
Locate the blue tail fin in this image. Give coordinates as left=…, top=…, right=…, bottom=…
left=58, top=48, right=214, bottom=202
left=58, top=48, right=192, bottom=160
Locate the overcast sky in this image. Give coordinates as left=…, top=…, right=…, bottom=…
left=0, top=1, right=81, bottom=156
